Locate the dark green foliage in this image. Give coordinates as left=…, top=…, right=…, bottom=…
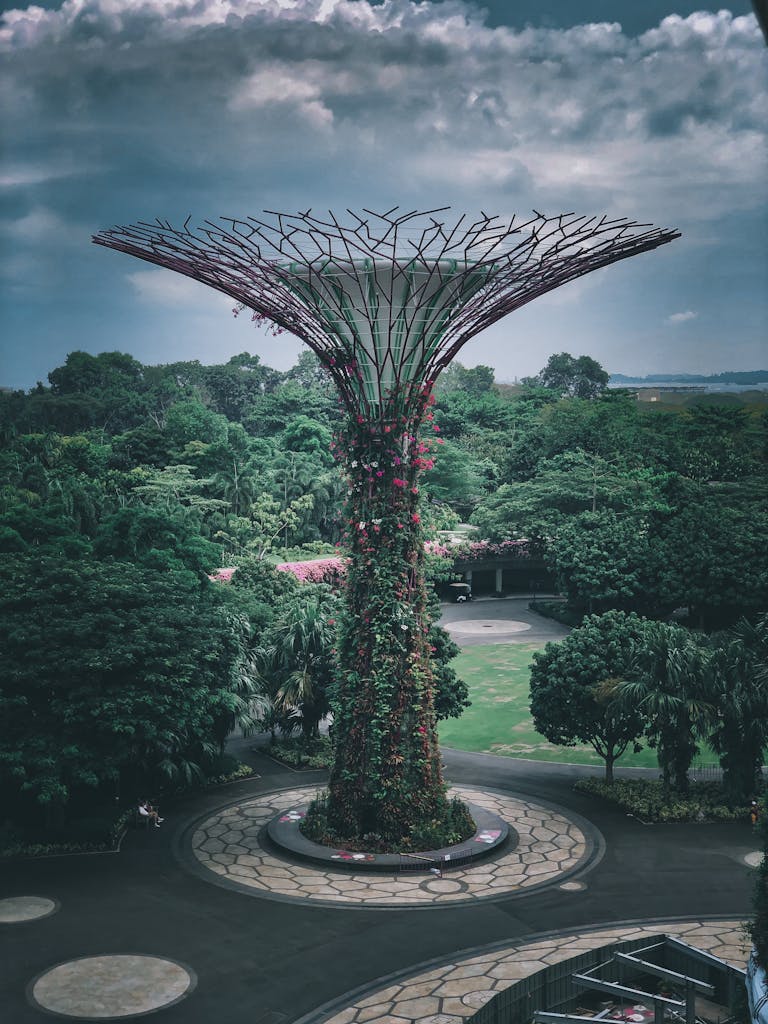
left=268, top=736, right=334, bottom=770
left=706, top=617, right=768, bottom=803
left=0, top=554, right=254, bottom=816
left=575, top=777, right=748, bottom=822
left=530, top=611, right=648, bottom=782
left=528, top=600, right=584, bottom=627
left=617, top=622, right=712, bottom=794
left=301, top=790, right=475, bottom=852
left=255, top=585, right=339, bottom=741
left=528, top=351, right=610, bottom=399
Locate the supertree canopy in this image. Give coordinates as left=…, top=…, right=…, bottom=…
left=94, top=207, right=679, bottom=845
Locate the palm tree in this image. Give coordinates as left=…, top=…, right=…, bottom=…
left=258, top=590, right=338, bottom=743
left=706, top=616, right=768, bottom=804
left=618, top=622, right=713, bottom=794
left=212, top=458, right=261, bottom=517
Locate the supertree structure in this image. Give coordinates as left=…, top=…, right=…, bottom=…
left=93, top=207, right=679, bottom=844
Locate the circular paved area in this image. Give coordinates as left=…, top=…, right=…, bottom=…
left=311, top=918, right=748, bottom=1024
left=188, top=785, right=597, bottom=907
left=29, top=954, right=194, bottom=1019
left=0, top=896, right=58, bottom=923
left=445, top=619, right=531, bottom=636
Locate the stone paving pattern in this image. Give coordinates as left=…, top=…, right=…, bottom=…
left=320, top=919, right=748, bottom=1024
left=0, top=896, right=57, bottom=923
left=30, top=954, right=193, bottom=1019
left=190, top=785, right=591, bottom=906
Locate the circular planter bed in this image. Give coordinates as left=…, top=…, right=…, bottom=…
left=265, top=801, right=512, bottom=872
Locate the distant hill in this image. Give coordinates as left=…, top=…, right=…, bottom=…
left=610, top=370, right=768, bottom=385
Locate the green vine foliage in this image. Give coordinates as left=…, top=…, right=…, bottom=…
left=324, top=390, right=466, bottom=845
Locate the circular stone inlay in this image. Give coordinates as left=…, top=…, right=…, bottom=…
left=447, top=619, right=531, bottom=636
left=0, top=896, right=58, bottom=924
left=745, top=851, right=763, bottom=867
left=187, top=785, right=596, bottom=907
left=30, top=954, right=194, bottom=1019
left=420, top=878, right=468, bottom=895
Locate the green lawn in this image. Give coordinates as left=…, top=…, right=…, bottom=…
left=438, top=643, right=663, bottom=770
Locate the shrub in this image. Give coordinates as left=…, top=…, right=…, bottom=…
left=269, top=736, right=334, bottom=770
left=529, top=600, right=584, bottom=627
left=574, top=777, right=748, bottom=822
left=300, top=790, right=476, bottom=852
left=205, top=758, right=254, bottom=786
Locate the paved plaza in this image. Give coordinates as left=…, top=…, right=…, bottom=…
left=186, top=785, right=595, bottom=907
left=0, top=599, right=760, bottom=1023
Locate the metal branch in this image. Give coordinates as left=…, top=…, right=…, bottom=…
left=93, top=207, right=679, bottom=418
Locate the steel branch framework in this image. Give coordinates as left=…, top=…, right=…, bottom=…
left=93, top=207, right=679, bottom=420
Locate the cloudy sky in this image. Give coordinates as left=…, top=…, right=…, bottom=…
left=1, top=0, right=766, bottom=390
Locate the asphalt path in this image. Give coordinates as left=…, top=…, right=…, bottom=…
left=0, top=601, right=757, bottom=1024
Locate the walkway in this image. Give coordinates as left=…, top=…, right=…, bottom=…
left=0, top=600, right=759, bottom=1023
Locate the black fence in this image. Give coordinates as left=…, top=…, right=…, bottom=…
left=397, top=851, right=475, bottom=876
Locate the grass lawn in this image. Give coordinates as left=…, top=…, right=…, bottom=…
left=438, top=643, right=663, bottom=770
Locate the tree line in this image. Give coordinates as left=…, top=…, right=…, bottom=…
left=1, top=347, right=766, bottom=830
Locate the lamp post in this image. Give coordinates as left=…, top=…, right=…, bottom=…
left=94, top=207, right=678, bottom=844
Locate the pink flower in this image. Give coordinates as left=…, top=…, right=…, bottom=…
left=393, top=477, right=406, bottom=488
left=209, top=567, right=237, bottom=583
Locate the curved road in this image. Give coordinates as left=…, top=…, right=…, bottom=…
left=0, top=601, right=757, bottom=1024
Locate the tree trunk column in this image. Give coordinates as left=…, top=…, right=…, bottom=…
left=328, top=417, right=445, bottom=842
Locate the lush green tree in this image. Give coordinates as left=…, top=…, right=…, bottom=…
left=199, top=354, right=277, bottom=422
left=529, top=352, right=610, bottom=400
left=227, top=556, right=299, bottom=608
left=529, top=611, right=648, bottom=781
left=706, top=616, right=768, bottom=803
left=434, top=362, right=496, bottom=397
left=423, top=438, right=485, bottom=507
left=215, top=493, right=314, bottom=561
left=547, top=510, right=654, bottom=613
left=653, top=488, right=768, bottom=627
left=244, top=381, right=334, bottom=437
left=278, top=416, right=333, bottom=463
left=0, top=554, right=254, bottom=819
left=256, top=586, right=339, bottom=741
left=95, top=506, right=222, bottom=575
left=211, top=458, right=262, bottom=517
left=165, top=400, right=230, bottom=452
left=471, top=450, right=668, bottom=545
left=503, top=392, right=642, bottom=480
left=618, top=622, right=712, bottom=794
left=430, top=624, right=470, bottom=721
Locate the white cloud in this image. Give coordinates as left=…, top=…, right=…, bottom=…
left=0, top=0, right=765, bottom=385
left=0, top=161, right=98, bottom=189
left=4, top=206, right=70, bottom=239
left=230, top=64, right=334, bottom=127
left=667, top=310, right=698, bottom=323
left=127, top=268, right=234, bottom=310
left=1, top=1, right=761, bottom=229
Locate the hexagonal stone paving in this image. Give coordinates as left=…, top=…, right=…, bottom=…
left=318, top=919, right=748, bottom=1024
left=188, top=785, right=595, bottom=907
left=29, top=954, right=194, bottom=1018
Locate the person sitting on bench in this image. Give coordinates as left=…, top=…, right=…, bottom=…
left=138, top=799, right=164, bottom=828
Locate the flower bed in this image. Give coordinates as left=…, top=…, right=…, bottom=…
left=275, top=557, right=348, bottom=585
